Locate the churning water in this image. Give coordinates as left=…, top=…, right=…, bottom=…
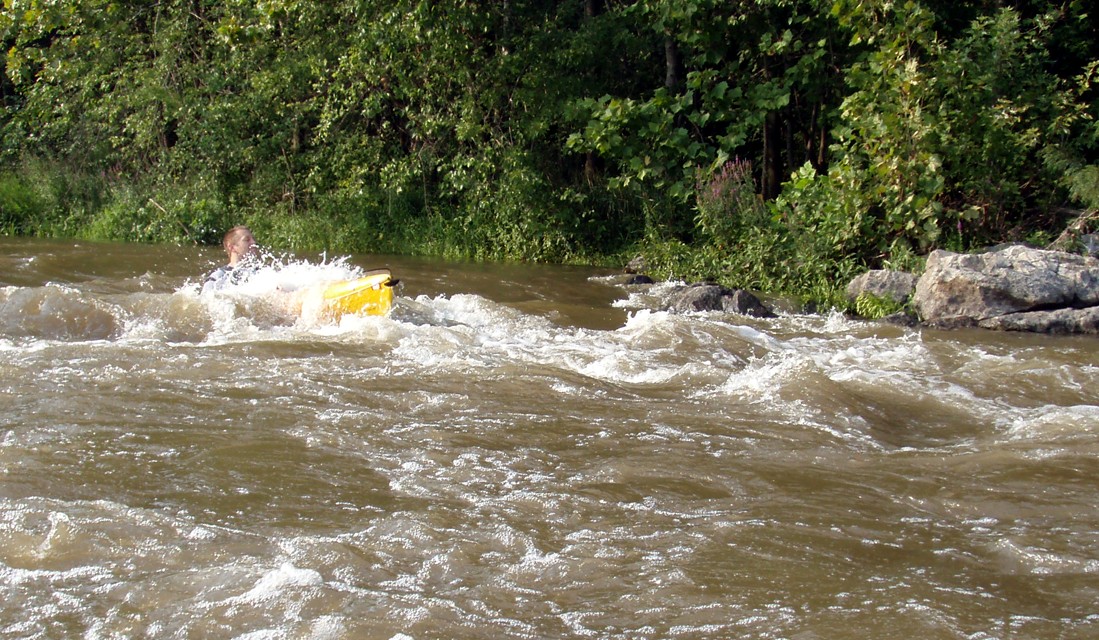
left=1, top=238, right=1097, bottom=639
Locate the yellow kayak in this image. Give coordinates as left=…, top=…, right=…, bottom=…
left=319, top=269, right=397, bottom=318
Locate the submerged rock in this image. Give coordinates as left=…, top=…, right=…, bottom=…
left=724, top=289, right=776, bottom=317
left=880, top=311, right=920, bottom=327
left=977, top=306, right=1099, bottom=334
left=624, top=274, right=654, bottom=285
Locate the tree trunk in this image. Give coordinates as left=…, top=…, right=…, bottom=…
left=763, top=111, right=781, bottom=199
left=582, top=0, right=601, bottom=186
left=664, top=35, right=682, bottom=90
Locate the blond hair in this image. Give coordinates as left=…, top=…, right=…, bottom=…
left=222, top=226, right=251, bottom=255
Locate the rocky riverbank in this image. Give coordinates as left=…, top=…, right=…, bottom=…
left=624, top=243, right=1099, bottom=335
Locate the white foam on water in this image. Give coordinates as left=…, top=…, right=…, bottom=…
left=229, top=562, right=324, bottom=605
left=0, top=283, right=123, bottom=342
left=609, top=279, right=686, bottom=312
left=433, top=304, right=729, bottom=386
left=307, top=615, right=348, bottom=640
left=228, top=253, right=363, bottom=296
left=992, top=538, right=1099, bottom=576
left=187, top=252, right=372, bottom=340
left=1002, top=404, right=1099, bottom=441
left=0, top=252, right=387, bottom=348
left=0, top=563, right=112, bottom=588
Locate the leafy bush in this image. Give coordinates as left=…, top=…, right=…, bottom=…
left=0, top=159, right=109, bottom=236
left=854, top=292, right=906, bottom=320
left=0, top=173, right=45, bottom=235
left=81, top=177, right=227, bottom=245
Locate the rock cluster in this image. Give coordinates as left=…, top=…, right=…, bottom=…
left=614, top=263, right=777, bottom=318
left=913, top=245, right=1099, bottom=332
left=665, top=283, right=776, bottom=317
left=847, top=244, right=1099, bottom=334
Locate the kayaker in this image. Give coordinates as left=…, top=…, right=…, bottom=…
left=202, top=225, right=259, bottom=292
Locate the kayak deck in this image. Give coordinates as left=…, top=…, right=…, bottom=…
left=320, top=269, right=396, bottom=317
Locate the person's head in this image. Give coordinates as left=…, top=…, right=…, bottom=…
left=222, top=226, right=256, bottom=265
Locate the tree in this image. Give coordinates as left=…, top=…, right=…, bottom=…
left=567, top=0, right=843, bottom=237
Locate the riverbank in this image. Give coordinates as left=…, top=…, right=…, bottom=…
left=4, top=156, right=1096, bottom=321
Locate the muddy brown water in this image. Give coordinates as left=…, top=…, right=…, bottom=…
left=1, top=238, right=1097, bottom=639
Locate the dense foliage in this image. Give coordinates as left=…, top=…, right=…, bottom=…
left=1, top=0, right=1096, bottom=304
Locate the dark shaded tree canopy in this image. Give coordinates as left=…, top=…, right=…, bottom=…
left=1, top=0, right=1096, bottom=302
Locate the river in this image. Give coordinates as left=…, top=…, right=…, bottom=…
left=1, top=237, right=1097, bottom=639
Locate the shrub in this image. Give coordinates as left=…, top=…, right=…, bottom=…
left=854, top=292, right=906, bottom=320
left=0, top=173, right=46, bottom=235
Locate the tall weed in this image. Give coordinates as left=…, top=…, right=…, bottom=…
left=695, top=159, right=770, bottom=247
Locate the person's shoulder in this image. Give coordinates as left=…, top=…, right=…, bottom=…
left=202, top=265, right=234, bottom=292
left=206, top=264, right=234, bottom=282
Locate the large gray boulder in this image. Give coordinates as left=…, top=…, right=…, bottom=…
left=913, top=245, right=1099, bottom=330
left=846, top=269, right=918, bottom=304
